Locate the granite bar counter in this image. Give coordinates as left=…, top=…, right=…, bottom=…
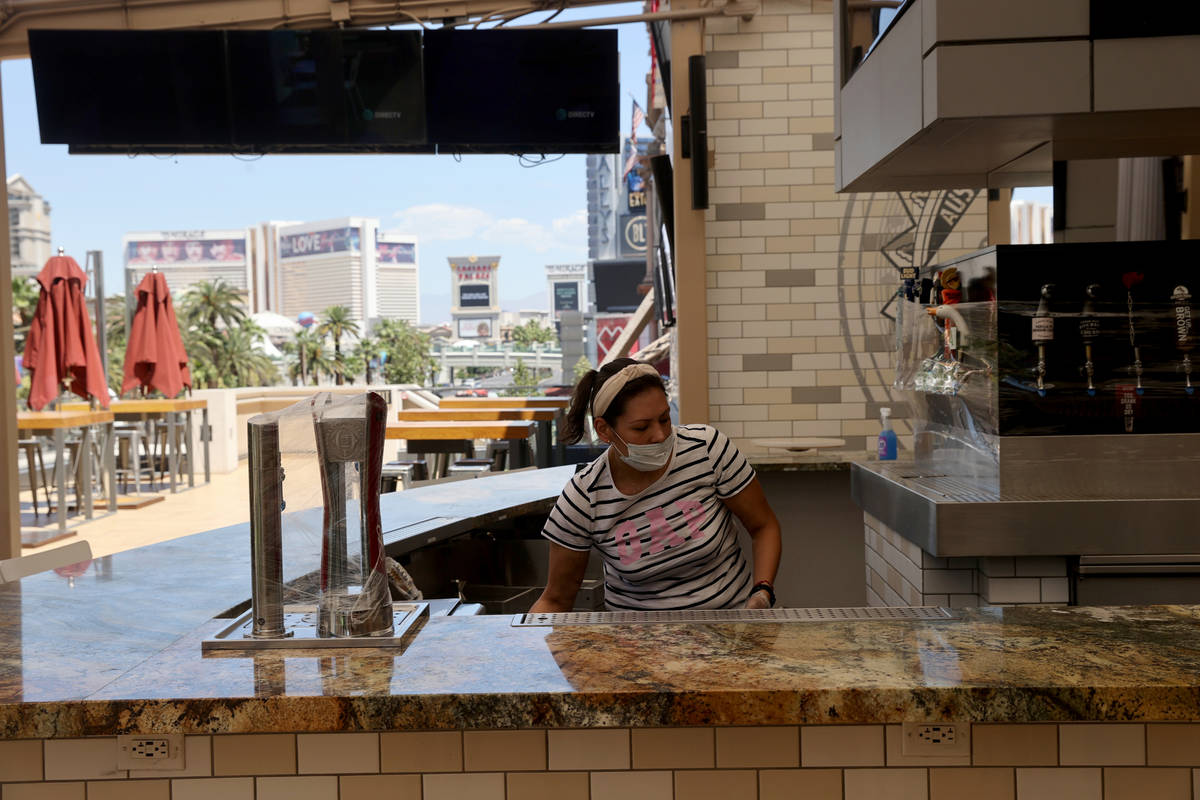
left=5, top=467, right=1200, bottom=798
left=22, top=604, right=1200, bottom=737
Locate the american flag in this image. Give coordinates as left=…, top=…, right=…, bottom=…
left=622, top=99, right=647, bottom=179
left=621, top=146, right=640, bottom=180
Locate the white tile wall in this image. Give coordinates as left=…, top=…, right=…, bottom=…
left=2, top=724, right=1193, bottom=799
left=255, top=775, right=337, bottom=800
left=296, top=733, right=378, bottom=775
left=43, top=739, right=124, bottom=781
left=171, top=777, right=254, bottom=800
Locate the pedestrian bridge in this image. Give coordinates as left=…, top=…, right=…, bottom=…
left=433, top=344, right=562, bottom=382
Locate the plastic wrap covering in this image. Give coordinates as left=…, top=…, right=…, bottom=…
left=245, top=392, right=396, bottom=641
left=896, top=242, right=1200, bottom=437
left=895, top=297, right=999, bottom=477
left=891, top=241, right=1200, bottom=500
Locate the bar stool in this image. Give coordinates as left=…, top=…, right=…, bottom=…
left=447, top=459, right=493, bottom=476
left=17, top=438, right=52, bottom=517
left=63, top=434, right=105, bottom=508
left=381, top=459, right=427, bottom=493
left=486, top=441, right=510, bottom=471
left=114, top=425, right=146, bottom=494
left=151, top=423, right=189, bottom=487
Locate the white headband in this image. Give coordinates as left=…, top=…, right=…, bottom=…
left=591, top=363, right=661, bottom=417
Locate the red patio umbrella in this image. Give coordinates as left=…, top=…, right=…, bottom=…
left=22, top=254, right=110, bottom=410
left=122, top=271, right=191, bottom=398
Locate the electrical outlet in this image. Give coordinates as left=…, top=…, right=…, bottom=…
left=900, top=722, right=970, bottom=757
left=116, top=734, right=186, bottom=770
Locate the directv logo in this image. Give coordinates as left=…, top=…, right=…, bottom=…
left=556, top=108, right=595, bottom=120
left=363, top=110, right=404, bottom=120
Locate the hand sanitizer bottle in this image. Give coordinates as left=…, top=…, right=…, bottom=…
left=877, top=407, right=898, bottom=460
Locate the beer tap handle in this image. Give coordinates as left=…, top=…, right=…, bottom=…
left=1080, top=283, right=1100, bottom=396
left=1122, top=272, right=1144, bottom=395
left=1173, top=285, right=1194, bottom=395
left=1032, top=283, right=1055, bottom=396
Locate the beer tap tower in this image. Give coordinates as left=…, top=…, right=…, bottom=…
left=203, top=392, right=429, bottom=652
left=894, top=241, right=1200, bottom=501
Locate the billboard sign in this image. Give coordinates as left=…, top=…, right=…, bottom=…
left=125, top=233, right=246, bottom=266
left=376, top=241, right=416, bottom=264
left=595, top=314, right=636, bottom=363
left=457, top=318, right=493, bottom=338
left=279, top=227, right=361, bottom=258
left=553, top=281, right=579, bottom=312
left=459, top=284, right=491, bottom=308
left=452, top=259, right=497, bottom=282
left=619, top=213, right=647, bottom=257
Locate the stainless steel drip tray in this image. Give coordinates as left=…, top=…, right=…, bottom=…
left=512, top=606, right=959, bottom=626
left=202, top=602, right=429, bottom=652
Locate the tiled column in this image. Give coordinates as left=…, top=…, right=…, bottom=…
left=863, top=513, right=980, bottom=607
left=699, top=0, right=989, bottom=456
left=863, top=513, right=1069, bottom=607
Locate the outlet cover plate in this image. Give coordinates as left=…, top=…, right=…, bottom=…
left=900, top=722, right=970, bottom=757
left=116, top=734, right=185, bottom=770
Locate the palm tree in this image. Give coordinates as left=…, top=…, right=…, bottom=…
left=216, top=326, right=278, bottom=387
left=288, top=328, right=318, bottom=385
left=306, top=343, right=334, bottom=386
left=104, top=294, right=128, bottom=347
left=180, top=325, right=222, bottom=389
left=11, top=277, right=40, bottom=351
left=180, top=279, right=247, bottom=332
left=317, top=305, right=360, bottom=385
left=351, top=336, right=380, bottom=384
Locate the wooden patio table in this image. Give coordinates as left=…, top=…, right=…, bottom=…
left=62, top=397, right=209, bottom=492
left=396, top=407, right=555, bottom=468
left=386, top=420, right=539, bottom=478
left=16, top=409, right=116, bottom=544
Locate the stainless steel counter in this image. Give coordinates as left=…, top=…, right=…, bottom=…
left=851, top=461, right=1200, bottom=558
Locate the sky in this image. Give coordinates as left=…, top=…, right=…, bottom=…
left=2, top=4, right=653, bottom=324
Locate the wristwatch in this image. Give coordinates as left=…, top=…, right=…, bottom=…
left=751, top=580, right=776, bottom=607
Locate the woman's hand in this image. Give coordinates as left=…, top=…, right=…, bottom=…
left=745, top=588, right=772, bottom=610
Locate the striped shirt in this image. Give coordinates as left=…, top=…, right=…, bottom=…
left=542, top=424, right=756, bottom=611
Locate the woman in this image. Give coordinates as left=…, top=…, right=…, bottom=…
left=531, top=359, right=782, bottom=612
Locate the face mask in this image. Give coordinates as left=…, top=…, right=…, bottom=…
left=611, top=428, right=676, bottom=472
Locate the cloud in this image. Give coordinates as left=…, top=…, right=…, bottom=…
left=393, top=203, right=585, bottom=253
left=392, top=203, right=491, bottom=242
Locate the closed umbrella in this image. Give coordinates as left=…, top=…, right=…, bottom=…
left=122, top=271, right=191, bottom=398
left=23, top=254, right=110, bottom=410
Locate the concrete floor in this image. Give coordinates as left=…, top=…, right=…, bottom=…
left=17, top=461, right=268, bottom=559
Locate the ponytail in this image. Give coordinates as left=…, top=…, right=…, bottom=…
left=562, top=369, right=600, bottom=444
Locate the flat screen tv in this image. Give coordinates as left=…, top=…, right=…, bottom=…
left=30, top=29, right=231, bottom=146
left=228, top=29, right=426, bottom=150
left=32, top=28, right=616, bottom=155
left=593, top=258, right=646, bottom=313
left=424, top=29, right=619, bottom=154
left=31, top=29, right=427, bottom=153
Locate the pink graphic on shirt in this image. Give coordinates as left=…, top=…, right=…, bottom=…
left=613, top=500, right=710, bottom=566
left=645, top=507, right=687, bottom=554
left=614, top=520, right=642, bottom=565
